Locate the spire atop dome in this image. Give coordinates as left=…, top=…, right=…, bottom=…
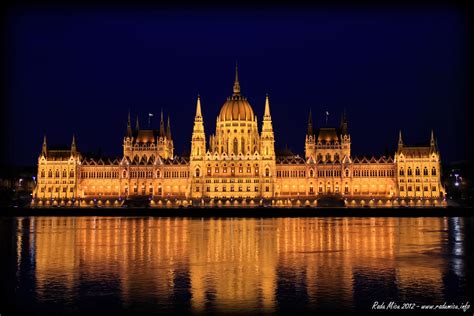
left=233, top=61, right=240, bottom=96
left=398, top=130, right=403, bottom=148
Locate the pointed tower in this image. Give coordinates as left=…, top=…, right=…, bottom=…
left=260, top=93, right=275, bottom=158
left=340, top=108, right=348, bottom=135
left=71, top=134, right=77, bottom=155
left=305, top=109, right=315, bottom=160
left=165, top=115, right=174, bottom=158
left=307, top=108, right=314, bottom=136
left=190, top=95, right=206, bottom=159
left=127, top=110, right=133, bottom=137
left=190, top=95, right=206, bottom=198
left=41, top=134, right=48, bottom=156
left=398, top=130, right=404, bottom=150
left=260, top=93, right=276, bottom=199
left=430, top=129, right=436, bottom=148
left=135, top=115, right=140, bottom=130
left=339, top=108, right=351, bottom=159
left=159, top=109, right=166, bottom=138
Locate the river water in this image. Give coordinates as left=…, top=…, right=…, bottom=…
left=0, top=216, right=472, bottom=315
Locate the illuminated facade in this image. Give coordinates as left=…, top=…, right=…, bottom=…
left=33, top=66, right=446, bottom=207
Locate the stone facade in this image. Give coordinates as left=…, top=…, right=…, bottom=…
left=33, top=67, right=446, bottom=207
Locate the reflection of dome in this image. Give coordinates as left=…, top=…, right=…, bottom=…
left=219, top=97, right=255, bottom=121
left=218, top=63, right=255, bottom=122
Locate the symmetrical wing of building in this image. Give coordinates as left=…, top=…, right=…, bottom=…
left=33, top=67, right=446, bottom=207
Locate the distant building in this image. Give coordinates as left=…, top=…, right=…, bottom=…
left=32, top=66, right=446, bottom=207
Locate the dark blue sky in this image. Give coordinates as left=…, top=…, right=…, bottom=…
left=3, top=5, right=471, bottom=166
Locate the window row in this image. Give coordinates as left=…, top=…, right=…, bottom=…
left=40, top=170, right=75, bottom=178
left=277, top=170, right=306, bottom=178
left=197, top=167, right=269, bottom=177
left=205, top=179, right=259, bottom=183
left=399, top=167, right=437, bottom=176
left=352, top=169, right=394, bottom=177
left=399, top=185, right=437, bottom=192
left=197, top=185, right=270, bottom=193
left=81, top=171, right=119, bottom=179
left=316, top=153, right=341, bottom=162
left=39, top=186, right=74, bottom=193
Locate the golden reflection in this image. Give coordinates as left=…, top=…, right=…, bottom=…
left=27, top=217, right=448, bottom=312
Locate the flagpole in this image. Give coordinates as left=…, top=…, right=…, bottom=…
left=148, top=113, right=154, bottom=128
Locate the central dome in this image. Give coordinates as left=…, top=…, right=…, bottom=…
left=218, top=63, right=255, bottom=122
left=219, top=96, right=255, bottom=122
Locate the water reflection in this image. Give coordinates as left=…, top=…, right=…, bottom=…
left=9, top=217, right=472, bottom=314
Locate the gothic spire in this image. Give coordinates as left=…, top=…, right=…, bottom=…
left=127, top=110, right=132, bottom=137
left=264, top=93, right=271, bottom=118
left=159, top=108, right=166, bottom=137
left=42, top=134, right=47, bottom=155
left=233, top=62, right=241, bottom=96
left=307, top=108, right=314, bottom=135
left=430, top=129, right=436, bottom=148
left=340, top=108, right=348, bottom=135
left=135, top=115, right=140, bottom=130
left=398, top=130, right=403, bottom=148
left=71, top=134, right=76, bottom=153
left=195, top=94, right=202, bottom=119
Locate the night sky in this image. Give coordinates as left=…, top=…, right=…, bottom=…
left=2, top=4, right=471, bottom=166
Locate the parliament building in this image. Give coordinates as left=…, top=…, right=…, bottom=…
left=33, top=66, right=446, bottom=207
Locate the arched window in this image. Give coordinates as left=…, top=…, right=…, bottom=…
left=326, top=153, right=331, bottom=161
left=431, top=167, right=436, bottom=176
left=55, top=170, right=60, bottom=178
left=399, top=168, right=404, bottom=176
left=69, top=170, right=74, bottom=178
left=317, top=153, right=323, bottom=161
left=423, top=167, right=428, bottom=176
left=41, top=170, right=45, bottom=178
left=345, top=169, right=350, bottom=177
left=195, top=168, right=200, bottom=177
left=62, top=170, right=67, bottom=177
left=309, top=169, right=314, bottom=177
left=407, top=167, right=412, bottom=176
left=265, top=168, right=270, bottom=177
left=156, top=170, right=160, bottom=178
left=415, top=167, right=420, bottom=176
left=334, top=153, right=340, bottom=161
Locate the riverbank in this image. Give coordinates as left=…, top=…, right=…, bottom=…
left=1, top=206, right=472, bottom=217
